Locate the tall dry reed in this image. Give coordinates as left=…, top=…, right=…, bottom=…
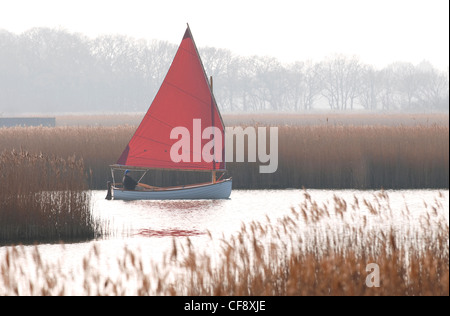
left=0, top=126, right=132, bottom=189
left=237, top=124, right=449, bottom=189
left=161, top=191, right=448, bottom=296
left=0, top=150, right=103, bottom=245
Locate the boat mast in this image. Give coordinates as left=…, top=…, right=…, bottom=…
left=210, top=75, right=216, bottom=184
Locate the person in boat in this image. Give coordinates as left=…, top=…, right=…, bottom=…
left=123, top=169, right=138, bottom=190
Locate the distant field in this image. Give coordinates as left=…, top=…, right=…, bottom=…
left=224, top=112, right=450, bottom=127
left=56, top=113, right=143, bottom=126
left=55, top=112, right=450, bottom=127
left=1, top=113, right=448, bottom=190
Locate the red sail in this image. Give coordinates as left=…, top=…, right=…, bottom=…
left=117, top=26, right=225, bottom=171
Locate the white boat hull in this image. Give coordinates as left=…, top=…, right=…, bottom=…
left=112, top=179, right=232, bottom=201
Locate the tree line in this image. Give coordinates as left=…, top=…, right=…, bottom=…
left=0, top=27, right=448, bottom=114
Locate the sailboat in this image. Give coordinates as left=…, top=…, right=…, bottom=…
left=108, top=25, right=232, bottom=200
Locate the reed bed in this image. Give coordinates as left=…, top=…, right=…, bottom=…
left=0, top=150, right=104, bottom=245
left=239, top=124, right=449, bottom=189
left=0, top=121, right=448, bottom=190
left=0, top=191, right=448, bottom=296
left=162, top=190, right=449, bottom=296
left=0, top=126, right=132, bottom=189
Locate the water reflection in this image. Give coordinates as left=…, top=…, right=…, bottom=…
left=94, top=189, right=449, bottom=243
left=95, top=198, right=228, bottom=238
left=137, top=200, right=224, bottom=211
left=135, top=228, right=205, bottom=238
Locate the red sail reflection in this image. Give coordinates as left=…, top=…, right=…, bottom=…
left=135, top=228, right=205, bottom=238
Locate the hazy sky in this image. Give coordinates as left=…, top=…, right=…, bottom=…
left=1, top=0, right=448, bottom=69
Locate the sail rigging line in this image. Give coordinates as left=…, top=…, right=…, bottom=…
left=163, top=81, right=211, bottom=108
left=179, top=45, right=202, bottom=59
left=137, top=170, right=148, bottom=183
left=133, top=135, right=172, bottom=147
left=210, top=78, right=216, bottom=171
left=129, top=136, right=206, bottom=160
left=145, top=114, right=176, bottom=129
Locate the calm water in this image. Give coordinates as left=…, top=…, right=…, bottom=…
left=1, top=189, right=448, bottom=294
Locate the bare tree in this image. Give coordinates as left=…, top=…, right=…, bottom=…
left=234, top=56, right=257, bottom=112
left=285, top=62, right=305, bottom=111
left=139, top=39, right=176, bottom=103
left=302, top=61, right=323, bottom=110
left=391, top=62, right=420, bottom=110
left=285, top=61, right=322, bottom=111
left=359, top=65, right=382, bottom=110
left=320, top=55, right=362, bottom=110
left=200, top=47, right=235, bottom=111
left=415, top=62, right=449, bottom=110
left=379, top=65, right=397, bottom=110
